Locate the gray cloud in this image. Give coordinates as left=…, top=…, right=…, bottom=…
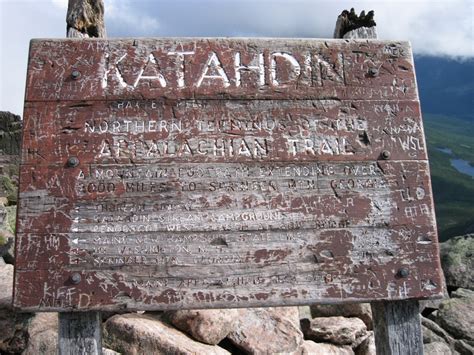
left=1, top=0, right=473, bottom=115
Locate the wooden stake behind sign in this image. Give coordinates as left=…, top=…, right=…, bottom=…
left=59, top=2, right=105, bottom=354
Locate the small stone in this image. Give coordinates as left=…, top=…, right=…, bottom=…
left=424, top=341, right=453, bottom=355
left=355, top=332, right=376, bottom=355
left=227, top=307, right=304, bottom=353
left=302, top=316, right=367, bottom=346
left=104, top=313, right=230, bottom=355
left=299, top=340, right=354, bottom=354
left=310, top=303, right=373, bottom=329
left=423, top=325, right=446, bottom=344
left=166, top=309, right=238, bottom=345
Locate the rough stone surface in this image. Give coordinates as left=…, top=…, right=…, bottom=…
left=310, top=303, right=373, bottom=329
left=0, top=111, right=22, bottom=156
left=104, top=313, right=230, bottom=355
left=440, top=234, right=474, bottom=290
left=166, top=308, right=238, bottom=345
left=227, top=307, right=304, bottom=354
left=354, top=332, right=376, bottom=355
left=423, top=324, right=447, bottom=344
left=436, top=294, right=474, bottom=341
left=0, top=262, right=33, bottom=354
left=23, top=313, right=58, bottom=355
left=299, top=340, right=354, bottom=354
left=451, top=288, right=474, bottom=299
left=424, top=341, right=453, bottom=355
left=302, top=316, right=367, bottom=346
left=268, top=306, right=301, bottom=328
left=0, top=228, right=14, bottom=264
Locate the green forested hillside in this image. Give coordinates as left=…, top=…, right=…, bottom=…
left=423, top=114, right=474, bottom=241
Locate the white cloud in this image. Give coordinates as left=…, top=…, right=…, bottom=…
left=0, top=0, right=472, bottom=116
left=51, top=0, right=68, bottom=10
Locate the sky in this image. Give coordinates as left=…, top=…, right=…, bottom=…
left=0, top=0, right=473, bottom=116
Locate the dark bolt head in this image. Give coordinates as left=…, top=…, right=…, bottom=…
left=368, top=68, right=379, bottom=77
left=71, top=70, right=81, bottom=80
left=66, top=156, right=79, bottom=168
left=381, top=150, right=391, bottom=160
left=71, top=273, right=82, bottom=284
left=397, top=268, right=410, bottom=278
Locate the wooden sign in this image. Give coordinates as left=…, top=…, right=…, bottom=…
left=14, top=38, right=444, bottom=311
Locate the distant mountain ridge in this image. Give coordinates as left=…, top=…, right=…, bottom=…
left=414, top=56, right=474, bottom=121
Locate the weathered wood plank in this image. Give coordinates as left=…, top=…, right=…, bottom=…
left=25, top=38, right=417, bottom=102
left=58, top=311, right=102, bottom=355
left=371, top=300, right=424, bottom=355
left=21, top=99, right=427, bottom=165
left=14, top=38, right=443, bottom=312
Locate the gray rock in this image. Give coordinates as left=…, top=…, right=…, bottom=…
left=424, top=341, right=453, bottom=355
left=23, top=313, right=58, bottom=355
left=0, top=262, right=33, bottom=354
left=454, top=339, right=474, bottom=355
left=310, top=303, right=373, bottom=329
left=166, top=308, right=238, bottom=345
left=436, top=295, right=474, bottom=341
left=302, top=316, right=367, bottom=346
left=423, top=324, right=447, bottom=344
left=227, top=307, right=304, bottom=353
left=299, top=340, right=354, bottom=354
left=355, top=332, right=376, bottom=355
left=0, top=228, right=14, bottom=264
left=104, top=313, right=230, bottom=355
left=440, top=234, right=474, bottom=290
left=451, top=288, right=474, bottom=299
left=0, top=111, right=22, bottom=156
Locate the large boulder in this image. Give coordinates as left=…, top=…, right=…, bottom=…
left=166, top=309, right=238, bottom=345
left=227, top=307, right=304, bottom=353
left=301, top=316, right=367, bottom=346
left=424, top=342, right=453, bottom=355
left=310, top=303, right=373, bottom=329
left=439, top=234, right=473, bottom=290
left=104, top=313, right=229, bottom=354
left=436, top=289, right=474, bottom=341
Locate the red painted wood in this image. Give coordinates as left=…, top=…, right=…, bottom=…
left=14, top=38, right=443, bottom=311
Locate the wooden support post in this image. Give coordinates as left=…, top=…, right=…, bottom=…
left=371, top=300, right=424, bottom=355
left=58, top=312, right=103, bottom=355
left=334, top=10, right=424, bottom=355
left=58, top=2, right=106, bottom=355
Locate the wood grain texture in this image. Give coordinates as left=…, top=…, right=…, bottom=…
left=58, top=311, right=103, bottom=354
left=14, top=38, right=443, bottom=312
left=371, top=300, right=424, bottom=355
left=25, top=38, right=416, bottom=102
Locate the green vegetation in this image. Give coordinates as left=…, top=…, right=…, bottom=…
left=423, top=114, right=474, bottom=241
